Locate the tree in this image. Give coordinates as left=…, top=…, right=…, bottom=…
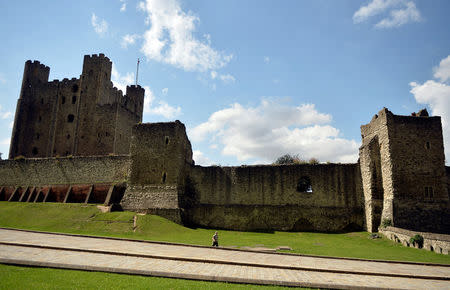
left=274, top=154, right=299, bottom=165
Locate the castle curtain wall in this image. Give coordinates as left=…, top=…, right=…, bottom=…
left=0, top=155, right=130, bottom=187
left=186, top=164, right=364, bottom=232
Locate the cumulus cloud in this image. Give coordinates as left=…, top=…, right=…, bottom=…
left=138, top=0, right=232, bottom=72
left=264, top=56, right=270, bottom=63
left=111, top=64, right=135, bottom=93
left=190, top=100, right=359, bottom=164
left=144, top=89, right=181, bottom=119
left=410, top=54, right=450, bottom=161
left=91, top=13, right=108, bottom=36
left=353, top=0, right=421, bottom=28
left=433, top=55, right=450, bottom=83
left=193, top=150, right=214, bottom=166
left=121, top=34, right=140, bottom=48
left=112, top=66, right=180, bottom=119
left=120, top=0, right=127, bottom=12
left=162, top=87, right=168, bottom=95
left=210, top=70, right=235, bottom=84
left=219, top=74, right=235, bottom=84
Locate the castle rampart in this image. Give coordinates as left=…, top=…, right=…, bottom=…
left=187, top=163, right=364, bottom=231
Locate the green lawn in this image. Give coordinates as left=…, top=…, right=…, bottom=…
left=0, top=202, right=449, bottom=265
left=0, top=264, right=299, bottom=290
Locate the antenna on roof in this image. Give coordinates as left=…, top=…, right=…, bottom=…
left=135, top=58, right=140, bottom=85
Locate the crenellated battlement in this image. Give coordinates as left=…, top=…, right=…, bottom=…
left=25, top=60, right=50, bottom=71
left=84, top=53, right=111, bottom=62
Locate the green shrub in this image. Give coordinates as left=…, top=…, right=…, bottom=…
left=409, top=234, right=424, bottom=249
left=308, top=158, right=319, bottom=164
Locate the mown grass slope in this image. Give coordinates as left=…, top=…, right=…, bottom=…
left=0, top=202, right=449, bottom=264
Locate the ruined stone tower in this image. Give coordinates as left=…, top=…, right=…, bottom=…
left=9, top=54, right=145, bottom=159
left=360, top=108, right=449, bottom=233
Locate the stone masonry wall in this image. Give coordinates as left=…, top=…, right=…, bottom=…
left=9, top=54, right=144, bottom=159
left=360, top=108, right=449, bottom=234
left=360, top=109, right=394, bottom=232
left=186, top=163, right=364, bottom=232
left=0, top=155, right=130, bottom=187
left=120, top=122, right=193, bottom=223
left=380, top=226, right=449, bottom=255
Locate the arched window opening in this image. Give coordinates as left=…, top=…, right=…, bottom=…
left=62, top=96, right=66, bottom=104
left=72, top=84, right=79, bottom=93
left=165, top=136, right=170, bottom=145
left=72, top=95, right=77, bottom=104
left=32, top=147, right=38, bottom=155
left=297, top=176, right=313, bottom=193
left=162, top=172, right=167, bottom=183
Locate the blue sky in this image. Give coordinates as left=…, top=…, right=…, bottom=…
left=1, top=0, right=449, bottom=165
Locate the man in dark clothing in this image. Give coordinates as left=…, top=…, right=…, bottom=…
left=212, top=231, right=219, bottom=247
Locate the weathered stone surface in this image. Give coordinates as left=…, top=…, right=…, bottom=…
left=360, top=108, right=449, bottom=234
left=9, top=55, right=144, bottom=159
left=380, top=226, right=449, bottom=254
left=0, top=155, right=130, bottom=186
left=186, top=163, right=364, bottom=231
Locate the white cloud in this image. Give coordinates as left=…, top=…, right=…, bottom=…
left=433, top=55, right=450, bottom=83
left=0, top=105, right=12, bottom=119
left=219, top=74, right=235, bottom=84
left=410, top=54, right=450, bottom=162
left=210, top=71, right=217, bottom=79
left=353, top=0, right=421, bottom=28
left=112, top=66, right=180, bottom=119
left=138, top=0, right=232, bottom=72
left=120, top=0, right=127, bottom=12
left=142, top=85, right=181, bottom=119
left=9, top=121, right=13, bottom=129
left=121, top=34, right=140, bottom=48
left=190, top=100, right=359, bottom=163
left=193, top=150, right=213, bottom=166
left=264, top=56, right=270, bottom=63
left=210, top=70, right=234, bottom=84
left=91, top=13, right=108, bottom=36
left=162, top=88, right=168, bottom=95
left=111, top=64, right=135, bottom=93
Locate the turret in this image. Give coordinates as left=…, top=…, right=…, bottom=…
left=81, top=54, right=113, bottom=105
left=19, top=60, right=50, bottom=100
left=125, top=85, right=145, bottom=120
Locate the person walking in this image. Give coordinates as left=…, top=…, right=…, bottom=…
left=212, top=231, right=219, bottom=247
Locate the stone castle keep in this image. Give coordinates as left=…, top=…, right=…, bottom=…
left=1, top=55, right=449, bottom=238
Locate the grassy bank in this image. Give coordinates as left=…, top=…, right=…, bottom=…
left=0, top=202, right=449, bottom=264
left=0, top=264, right=298, bottom=290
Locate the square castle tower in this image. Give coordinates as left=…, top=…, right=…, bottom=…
left=9, top=54, right=145, bottom=158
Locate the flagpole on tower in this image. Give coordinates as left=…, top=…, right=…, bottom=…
left=135, top=58, right=140, bottom=85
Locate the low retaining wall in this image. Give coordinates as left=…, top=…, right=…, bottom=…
left=380, top=226, right=449, bottom=255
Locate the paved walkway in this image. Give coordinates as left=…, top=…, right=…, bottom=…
left=0, top=228, right=449, bottom=289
